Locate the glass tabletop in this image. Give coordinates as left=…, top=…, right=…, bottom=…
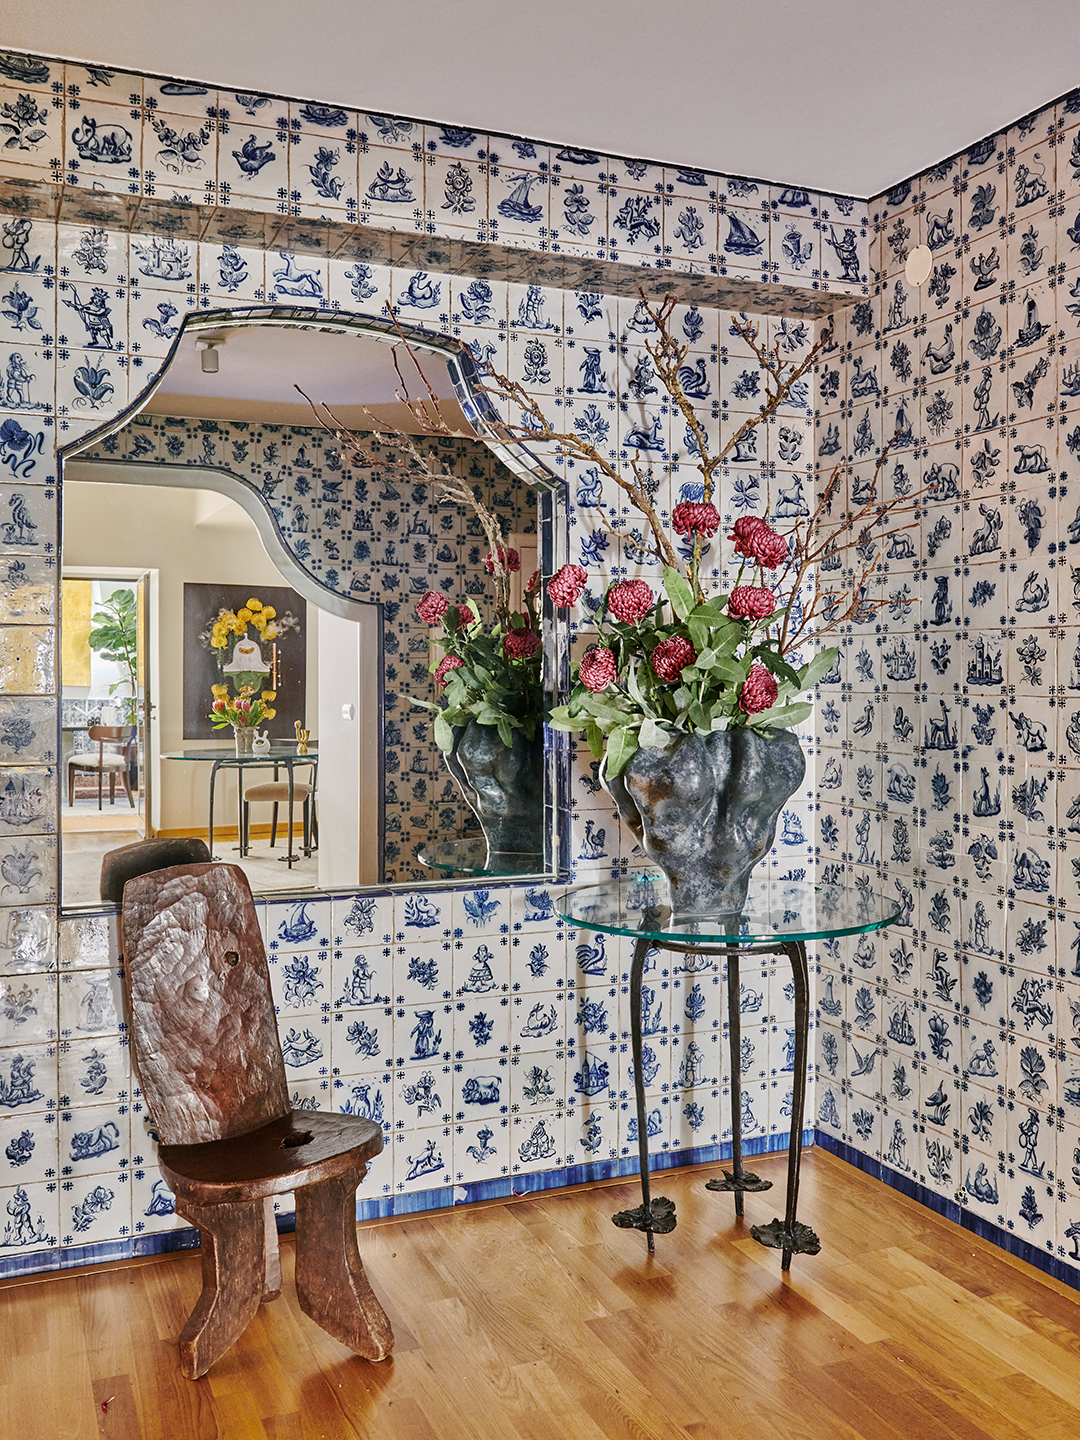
left=554, top=874, right=901, bottom=945
left=162, top=746, right=318, bottom=762
left=416, top=837, right=546, bottom=878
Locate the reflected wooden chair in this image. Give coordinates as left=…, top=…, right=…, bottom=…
left=67, top=724, right=137, bottom=809
left=117, top=852, right=393, bottom=1379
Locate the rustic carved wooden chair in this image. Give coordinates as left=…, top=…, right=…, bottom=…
left=116, top=852, right=393, bottom=1379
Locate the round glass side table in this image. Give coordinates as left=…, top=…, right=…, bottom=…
left=554, top=874, right=901, bottom=1269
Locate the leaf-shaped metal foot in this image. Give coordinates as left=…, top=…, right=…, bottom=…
left=705, top=1169, right=773, bottom=1193
left=612, top=1195, right=677, bottom=1235
left=749, top=1217, right=821, bottom=1256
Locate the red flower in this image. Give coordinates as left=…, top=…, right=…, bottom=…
left=485, top=545, right=521, bottom=574
left=548, top=562, right=588, bottom=608
left=753, top=530, right=788, bottom=568
left=651, top=636, right=697, bottom=681
left=455, top=604, right=476, bottom=629
left=607, top=579, right=654, bottom=623
left=728, top=585, right=777, bottom=621
left=416, top=589, right=451, bottom=624
left=526, top=569, right=541, bottom=594
left=434, top=655, right=465, bottom=686
left=504, top=627, right=541, bottom=659
left=672, top=501, right=720, bottom=538
left=579, top=646, right=617, bottom=692
left=729, top=516, right=787, bottom=569
left=739, top=661, right=779, bottom=715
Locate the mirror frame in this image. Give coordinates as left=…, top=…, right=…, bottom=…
left=57, top=305, right=571, bottom=912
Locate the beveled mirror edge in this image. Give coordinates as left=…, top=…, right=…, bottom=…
left=56, top=307, right=571, bottom=913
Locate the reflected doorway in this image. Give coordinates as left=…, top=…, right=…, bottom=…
left=59, top=479, right=376, bottom=907
left=61, top=571, right=151, bottom=900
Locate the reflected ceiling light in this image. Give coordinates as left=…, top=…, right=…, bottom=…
left=198, top=338, right=223, bottom=374
left=904, top=244, right=933, bottom=287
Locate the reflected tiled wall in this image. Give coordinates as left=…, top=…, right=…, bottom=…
left=77, top=417, right=532, bottom=880
left=813, top=96, right=1080, bottom=1283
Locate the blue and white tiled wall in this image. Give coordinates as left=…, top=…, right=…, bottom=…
left=0, top=39, right=1073, bottom=1289
left=0, top=42, right=832, bottom=1275
left=812, top=93, right=1080, bottom=1284
left=76, top=418, right=532, bottom=881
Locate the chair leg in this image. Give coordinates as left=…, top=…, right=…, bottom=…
left=122, top=766, right=135, bottom=808
left=98, top=768, right=104, bottom=811
left=262, top=1196, right=281, bottom=1301
left=240, top=801, right=249, bottom=858
left=269, top=803, right=278, bottom=849
left=294, top=1170, right=394, bottom=1361
left=173, top=1197, right=266, bottom=1380
left=302, top=796, right=311, bottom=857
left=68, top=766, right=74, bottom=807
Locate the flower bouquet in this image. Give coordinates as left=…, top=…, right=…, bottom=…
left=411, top=548, right=544, bottom=754
left=209, top=684, right=275, bottom=753
left=477, top=293, right=918, bottom=909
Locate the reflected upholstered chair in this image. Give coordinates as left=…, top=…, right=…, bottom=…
left=240, top=771, right=316, bottom=866
left=115, top=847, right=393, bottom=1379
left=67, top=724, right=137, bottom=809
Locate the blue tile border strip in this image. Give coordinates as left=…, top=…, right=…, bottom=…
left=11, top=1132, right=1078, bottom=1294
left=814, top=1132, right=1080, bottom=1293
left=0, top=1130, right=813, bottom=1277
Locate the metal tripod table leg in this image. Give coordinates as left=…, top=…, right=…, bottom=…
left=705, top=944, right=772, bottom=1211
left=611, top=932, right=675, bottom=1251
left=747, top=939, right=820, bottom=1268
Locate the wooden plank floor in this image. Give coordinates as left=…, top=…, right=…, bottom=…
left=0, top=1148, right=1075, bottom=1440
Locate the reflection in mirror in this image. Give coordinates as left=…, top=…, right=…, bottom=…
left=59, top=313, right=562, bottom=910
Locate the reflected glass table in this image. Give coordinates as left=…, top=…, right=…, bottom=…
left=162, top=746, right=318, bottom=866
left=416, top=837, right=545, bottom=878
left=554, top=875, right=901, bottom=1269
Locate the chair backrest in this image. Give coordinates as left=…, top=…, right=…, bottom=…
left=100, top=836, right=211, bottom=904
left=88, top=724, right=137, bottom=760
left=120, top=862, right=291, bottom=1145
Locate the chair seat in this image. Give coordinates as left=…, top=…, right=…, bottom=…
left=244, top=782, right=313, bottom=804
left=158, top=1109, right=383, bottom=1204
left=70, top=753, right=129, bottom=769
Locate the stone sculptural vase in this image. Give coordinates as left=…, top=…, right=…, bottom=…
left=603, top=728, right=805, bottom=917
left=233, top=725, right=255, bottom=755
left=444, top=720, right=544, bottom=856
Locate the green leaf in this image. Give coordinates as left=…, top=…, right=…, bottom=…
left=407, top=694, right=439, bottom=713
left=799, top=646, right=840, bottom=691
left=433, top=713, right=454, bottom=752
left=687, top=620, right=709, bottom=654
left=585, top=718, right=605, bottom=760
left=624, top=657, right=649, bottom=709
left=604, top=724, right=639, bottom=779
left=638, top=717, right=675, bottom=751
left=497, top=717, right=513, bottom=747
left=749, top=700, right=814, bottom=730
left=662, top=565, right=695, bottom=622
left=753, top=647, right=801, bottom=689
left=714, top=657, right=750, bottom=686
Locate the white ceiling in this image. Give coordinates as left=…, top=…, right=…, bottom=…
left=147, top=323, right=464, bottom=428
left=6, top=0, right=1080, bottom=197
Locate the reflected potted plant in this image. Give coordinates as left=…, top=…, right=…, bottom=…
left=302, top=387, right=546, bottom=856
left=87, top=586, right=140, bottom=726
left=208, top=684, right=275, bottom=754
left=411, top=544, right=545, bottom=855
